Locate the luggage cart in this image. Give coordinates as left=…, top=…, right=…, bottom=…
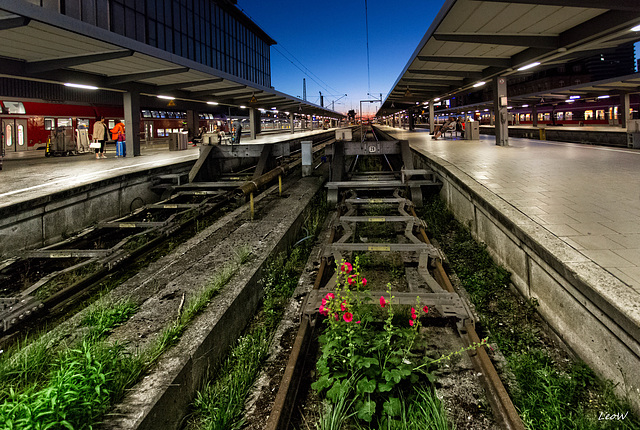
left=45, top=126, right=76, bottom=157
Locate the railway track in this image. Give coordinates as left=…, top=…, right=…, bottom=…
left=254, top=126, right=526, bottom=429
left=0, top=133, right=336, bottom=347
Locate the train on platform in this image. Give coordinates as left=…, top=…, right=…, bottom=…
left=0, top=99, right=233, bottom=155
left=502, top=97, right=638, bottom=126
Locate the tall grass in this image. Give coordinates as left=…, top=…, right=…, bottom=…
left=0, top=247, right=251, bottom=430
left=186, top=193, right=328, bottom=430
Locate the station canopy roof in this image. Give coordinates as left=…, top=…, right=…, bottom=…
left=378, top=0, right=640, bottom=116
left=0, top=2, right=343, bottom=119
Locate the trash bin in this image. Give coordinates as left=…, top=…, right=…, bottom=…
left=464, top=121, right=479, bottom=140
left=169, top=132, right=188, bottom=151
left=627, top=119, right=640, bottom=149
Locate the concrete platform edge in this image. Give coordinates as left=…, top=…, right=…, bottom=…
left=99, top=175, right=325, bottom=430
left=411, top=148, right=640, bottom=412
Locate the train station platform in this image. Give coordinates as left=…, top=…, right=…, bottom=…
left=380, top=125, right=640, bottom=408
left=0, top=129, right=330, bottom=210
left=383, top=125, right=640, bottom=292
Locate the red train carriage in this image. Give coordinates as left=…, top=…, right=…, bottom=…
left=1, top=100, right=224, bottom=155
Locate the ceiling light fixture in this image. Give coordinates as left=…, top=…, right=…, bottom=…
left=473, top=81, right=486, bottom=88
left=64, top=83, right=98, bottom=90
left=157, top=95, right=175, bottom=100
left=517, top=62, right=540, bottom=71
left=207, top=101, right=219, bottom=105
left=522, top=104, right=529, bottom=108
left=569, top=95, right=580, bottom=99
left=631, top=24, right=640, bottom=31
left=597, top=95, right=610, bottom=99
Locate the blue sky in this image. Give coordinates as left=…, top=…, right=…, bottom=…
left=236, top=1, right=444, bottom=115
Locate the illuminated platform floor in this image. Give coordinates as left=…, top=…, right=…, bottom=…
left=0, top=128, right=330, bottom=209
left=382, top=126, right=640, bottom=294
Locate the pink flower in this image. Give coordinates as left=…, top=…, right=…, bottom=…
left=340, top=301, right=348, bottom=311
left=333, top=313, right=339, bottom=321
left=380, top=296, right=387, bottom=308
left=423, top=305, right=429, bottom=314
left=319, top=305, right=329, bottom=316
left=341, top=262, right=352, bottom=273
left=355, top=320, right=361, bottom=324
left=362, top=278, right=367, bottom=286
left=409, top=320, right=414, bottom=326
left=411, top=307, right=417, bottom=319
left=348, top=276, right=356, bottom=285
left=343, top=312, right=353, bottom=322
left=326, top=293, right=334, bottom=300
left=321, top=298, right=327, bottom=306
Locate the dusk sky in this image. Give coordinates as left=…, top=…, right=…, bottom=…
left=236, top=1, right=444, bottom=116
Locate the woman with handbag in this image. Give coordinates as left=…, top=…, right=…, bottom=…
left=92, top=117, right=108, bottom=159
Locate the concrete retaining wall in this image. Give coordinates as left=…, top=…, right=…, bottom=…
left=412, top=150, right=640, bottom=413
left=0, top=162, right=192, bottom=259
left=101, top=175, right=325, bottom=430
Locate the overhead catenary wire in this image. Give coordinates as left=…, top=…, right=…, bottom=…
left=236, top=5, right=343, bottom=100
left=364, top=0, right=371, bottom=97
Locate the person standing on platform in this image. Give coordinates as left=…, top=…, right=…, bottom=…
left=92, top=117, right=109, bottom=159
left=111, top=120, right=126, bottom=157
left=235, top=122, right=242, bottom=144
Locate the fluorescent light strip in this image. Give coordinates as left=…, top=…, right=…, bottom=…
left=517, top=62, right=540, bottom=71
left=64, top=83, right=98, bottom=90
left=473, top=81, right=486, bottom=88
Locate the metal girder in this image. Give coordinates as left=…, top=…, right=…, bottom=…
left=417, top=55, right=512, bottom=68
left=0, top=16, right=30, bottom=30
left=433, top=33, right=558, bottom=49
left=26, top=50, right=134, bottom=74
left=221, top=90, right=262, bottom=99
left=399, top=78, right=454, bottom=85
left=157, top=77, right=223, bottom=92
left=106, top=67, right=189, bottom=85
left=477, top=0, right=640, bottom=12
left=189, top=84, right=246, bottom=98
left=408, top=69, right=484, bottom=79
left=559, top=10, right=640, bottom=49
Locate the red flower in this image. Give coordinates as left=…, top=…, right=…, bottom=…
left=355, top=320, right=361, bottom=324
left=343, top=312, right=353, bottom=322
left=321, top=298, right=327, bottom=306
left=411, top=307, right=417, bottom=319
left=423, top=305, right=429, bottom=314
left=341, top=262, right=352, bottom=273
left=409, top=320, right=414, bottom=326
left=326, top=293, right=335, bottom=300
left=362, top=278, right=367, bottom=286
left=340, top=301, right=348, bottom=311
left=348, top=275, right=356, bottom=285
left=319, top=305, right=329, bottom=316
left=380, top=296, right=387, bottom=308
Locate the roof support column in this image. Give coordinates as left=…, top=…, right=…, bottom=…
left=392, top=113, right=396, bottom=128
left=290, top=113, right=294, bottom=134
left=310, top=115, right=314, bottom=131
left=408, top=108, right=415, bottom=131
left=493, top=76, right=509, bottom=147
left=532, top=105, right=538, bottom=127
left=620, top=92, right=630, bottom=129
left=186, top=109, right=198, bottom=141
left=123, top=91, right=141, bottom=157
left=249, top=107, right=257, bottom=140
left=429, top=101, right=434, bottom=134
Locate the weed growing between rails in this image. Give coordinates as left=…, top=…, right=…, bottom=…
left=417, top=196, right=640, bottom=430
left=312, top=259, right=485, bottom=429
left=0, top=248, right=252, bottom=429
left=185, top=192, right=329, bottom=430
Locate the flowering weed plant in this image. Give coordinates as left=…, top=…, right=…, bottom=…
left=312, top=258, right=436, bottom=423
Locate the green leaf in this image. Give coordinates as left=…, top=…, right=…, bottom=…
left=326, top=380, right=343, bottom=401
left=378, top=381, right=394, bottom=392
left=356, top=377, right=376, bottom=394
left=383, top=397, right=401, bottom=417
left=311, top=375, right=332, bottom=392
left=357, top=400, right=376, bottom=422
